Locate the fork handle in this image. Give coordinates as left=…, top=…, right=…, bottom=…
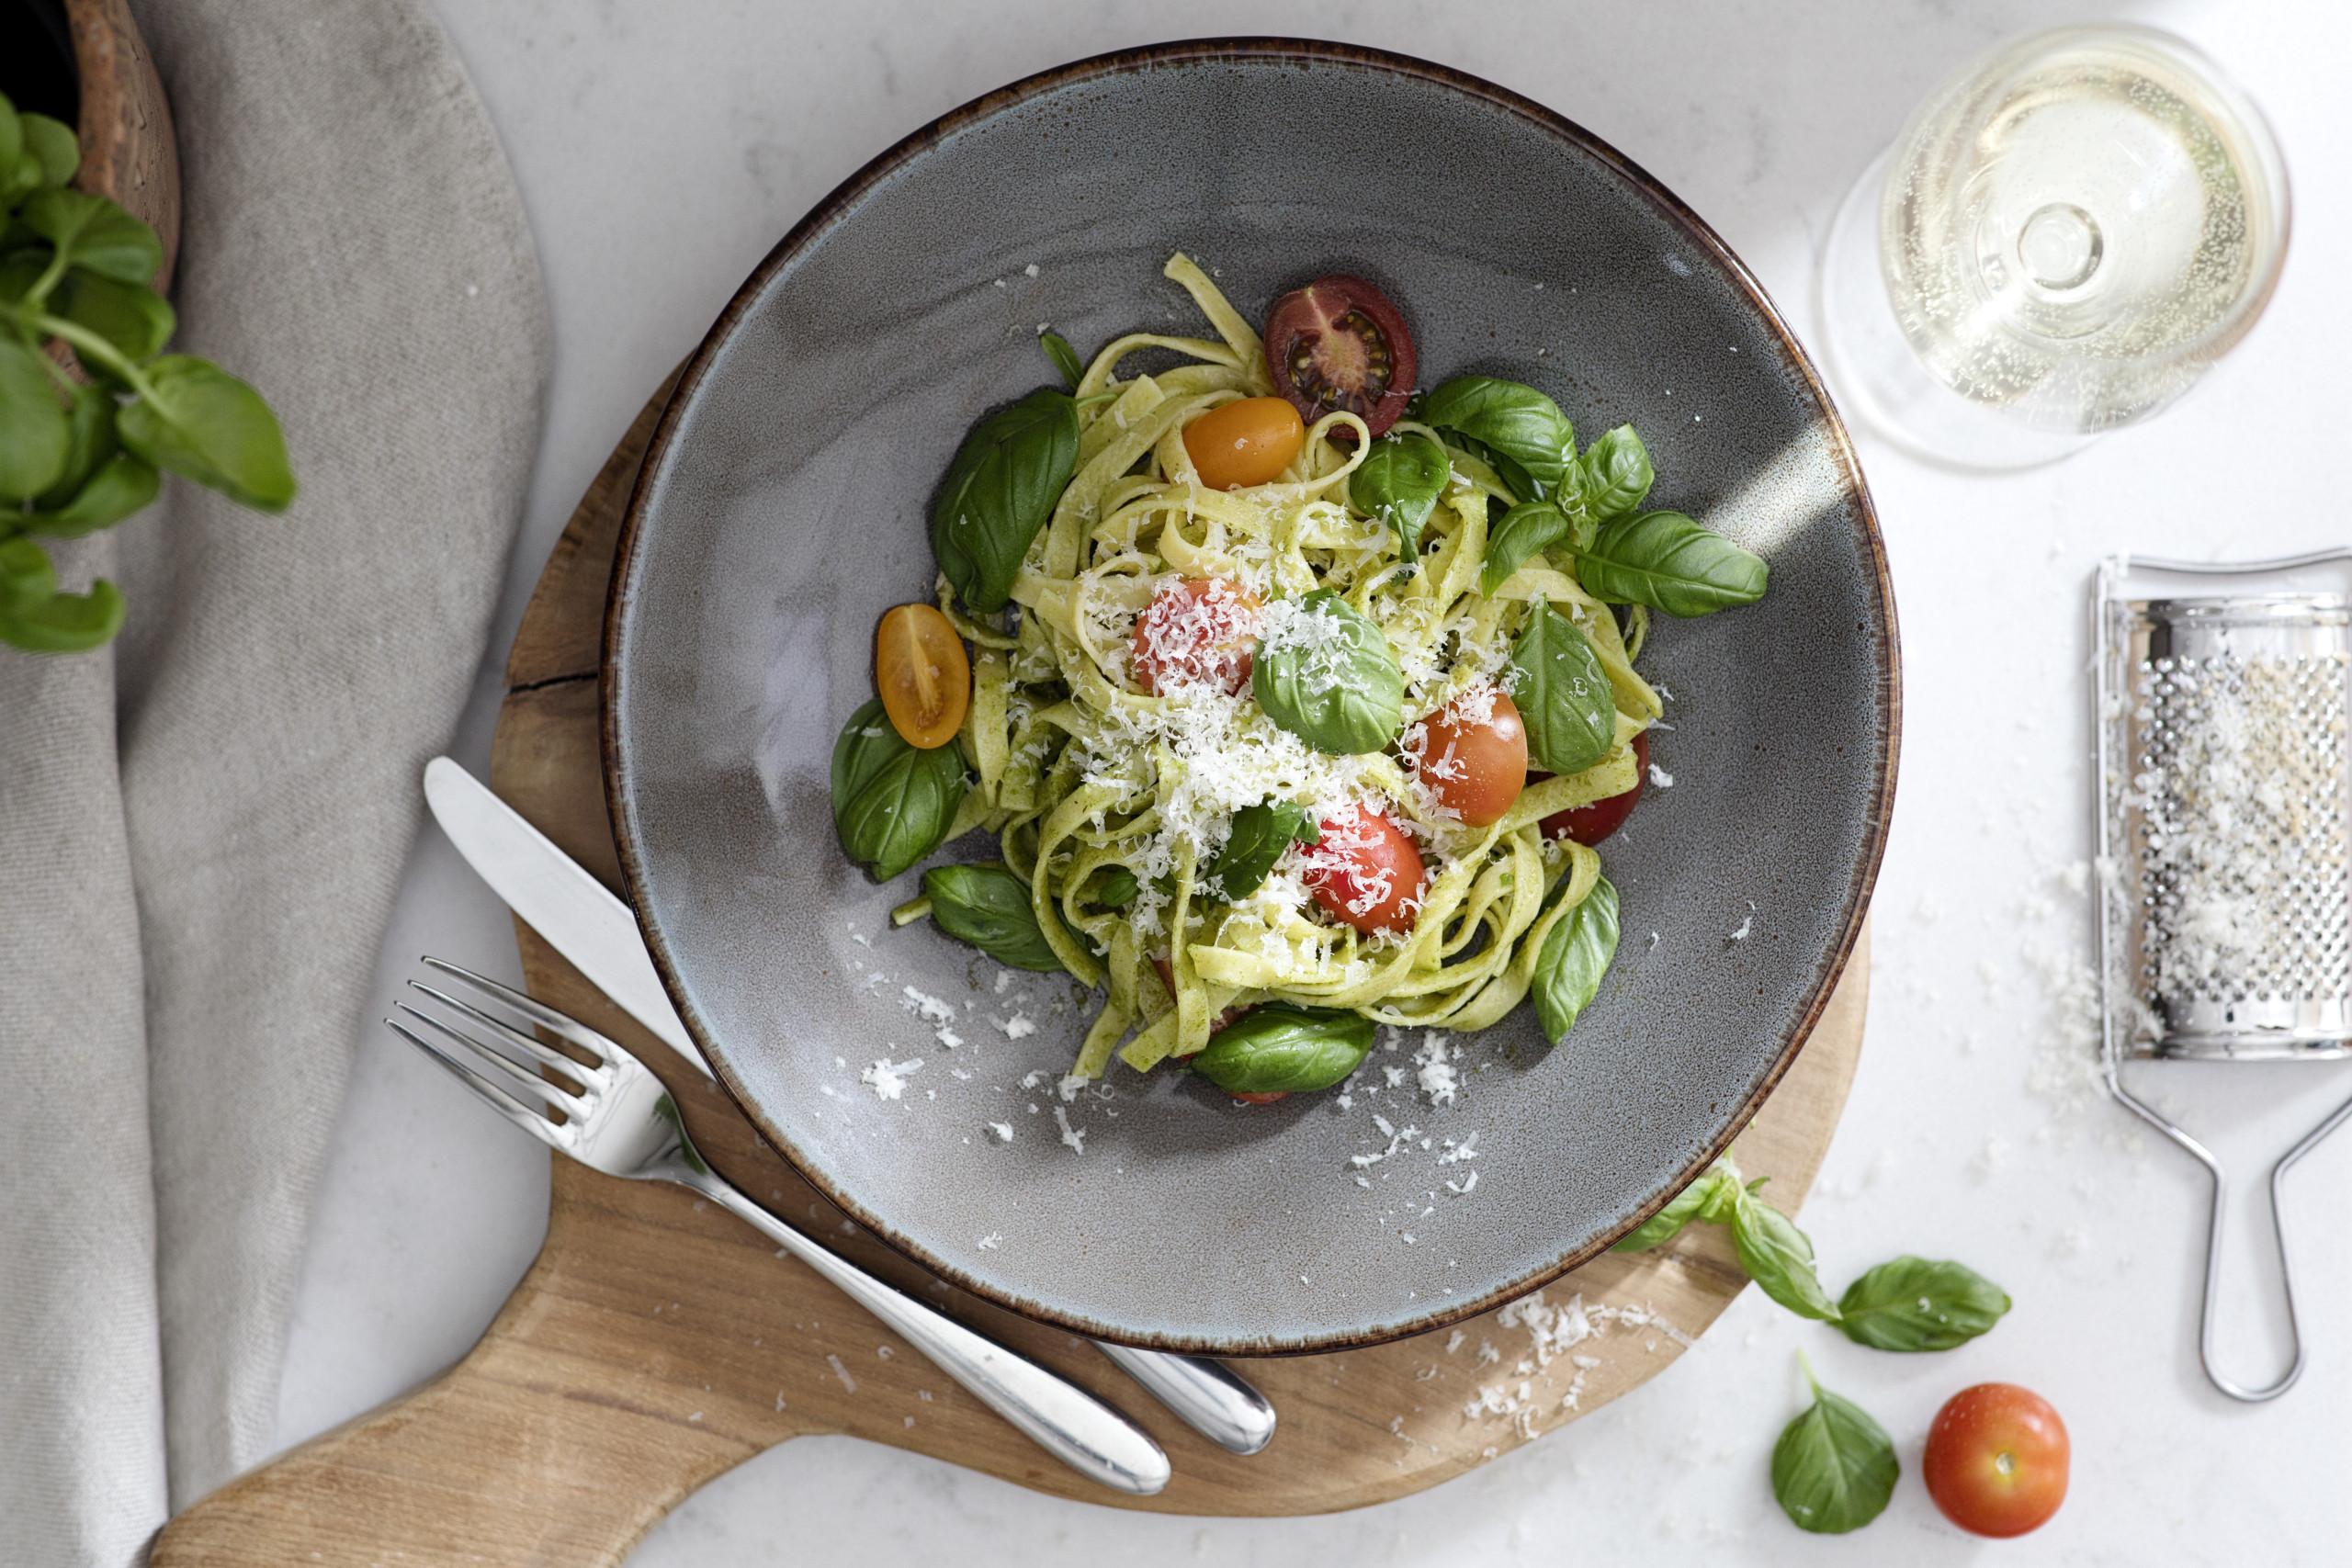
left=681, top=1169, right=1172, bottom=1496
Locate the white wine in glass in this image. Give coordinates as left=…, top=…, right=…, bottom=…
left=1817, top=25, right=2290, bottom=469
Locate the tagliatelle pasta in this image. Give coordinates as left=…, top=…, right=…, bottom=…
left=909, top=254, right=1667, bottom=1085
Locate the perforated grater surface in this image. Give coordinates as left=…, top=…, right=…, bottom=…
left=2093, top=551, right=2352, bottom=1401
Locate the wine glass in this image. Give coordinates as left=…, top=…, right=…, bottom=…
left=1815, top=24, right=2290, bottom=470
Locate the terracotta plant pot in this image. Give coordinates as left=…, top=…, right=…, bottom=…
left=64, top=0, right=179, bottom=286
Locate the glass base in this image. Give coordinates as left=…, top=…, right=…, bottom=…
left=1813, top=151, right=2097, bottom=473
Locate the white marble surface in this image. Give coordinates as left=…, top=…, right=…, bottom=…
left=273, top=1, right=2351, bottom=1561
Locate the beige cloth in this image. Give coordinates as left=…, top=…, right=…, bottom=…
left=0, top=3, right=548, bottom=1562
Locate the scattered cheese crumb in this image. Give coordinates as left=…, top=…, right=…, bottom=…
left=987, top=1121, right=1015, bottom=1144
left=860, top=1057, right=922, bottom=1100
left=978, top=1232, right=1003, bottom=1250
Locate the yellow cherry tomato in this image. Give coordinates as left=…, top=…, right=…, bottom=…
left=875, top=603, right=970, bottom=750
left=1182, top=396, right=1306, bottom=491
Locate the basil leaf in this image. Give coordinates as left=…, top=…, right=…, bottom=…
left=0, top=536, right=54, bottom=611
left=1731, top=1188, right=1842, bottom=1322
left=929, top=387, right=1078, bottom=613
left=32, top=383, right=118, bottom=510
left=1612, top=1166, right=1723, bottom=1253
left=1207, top=800, right=1320, bottom=899
left=1835, top=1258, right=2011, bottom=1352
left=1577, top=510, right=1767, bottom=617
left=1250, top=589, right=1404, bottom=755
left=0, top=335, right=70, bottom=501
left=831, top=698, right=968, bottom=882
left=1771, top=1367, right=1898, bottom=1534
left=1532, top=874, right=1619, bottom=1044
left=0, top=539, right=125, bottom=653
left=27, top=453, right=158, bottom=538
left=1480, top=499, right=1589, bottom=596
left=117, top=355, right=298, bottom=511
left=19, top=188, right=162, bottom=283
left=19, top=112, right=77, bottom=189
left=1348, top=431, right=1449, bottom=560
left=1191, top=1004, right=1372, bottom=1095
left=1509, top=603, right=1615, bottom=774
left=0, top=97, right=18, bottom=184
left=1038, top=330, right=1083, bottom=390
left=1091, top=866, right=1139, bottom=908
left=1577, top=424, right=1654, bottom=523
left=1419, top=376, right=1575, bottom=501
left=54, top=270, right=175, bottom=366
left=922, top=863, right=1065, bottom=973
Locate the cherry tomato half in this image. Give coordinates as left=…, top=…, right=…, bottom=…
left=1409, top=688, right=1528, bottom=827
left=1131, top=576, right=1261, bottom=696
left=1923, top=1383, right=2070, bottom=1539
left=1301, top=806, right=1427, bottom=935
left=874, top=603, right=970, bottom=749
left=1263, top=276, right=1418, bottom=439
left=1229, top=1090, right=1290, bottom=1104
left=1182, top=396, right=1306, bottom=491
left=1540, top=731, right=1650, bottom=845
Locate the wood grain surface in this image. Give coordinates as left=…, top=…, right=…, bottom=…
left=153, top=382, right=1869, bottom=1566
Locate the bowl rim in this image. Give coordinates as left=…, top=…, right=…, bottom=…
left=601, top=35, right=1901, bottom=1355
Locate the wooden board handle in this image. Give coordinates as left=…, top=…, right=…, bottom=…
left=152, top=1253, right=775, bottom=1568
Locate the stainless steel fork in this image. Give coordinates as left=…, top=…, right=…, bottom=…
left=387, top=959, right=1172, bottom=1495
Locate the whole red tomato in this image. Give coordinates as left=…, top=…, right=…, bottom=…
left=1923, top=1383, right=2069, bottom=1538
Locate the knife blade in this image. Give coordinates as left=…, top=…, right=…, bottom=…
left=421, top=756, right=708, bottom=1079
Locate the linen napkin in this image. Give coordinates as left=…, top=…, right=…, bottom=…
left=0, top=3, right=548, bottom=1563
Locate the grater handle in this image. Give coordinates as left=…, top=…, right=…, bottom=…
left=2104, top=1067, right=2352, bottom=1402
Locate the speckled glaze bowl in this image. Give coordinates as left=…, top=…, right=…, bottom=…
left=605, top=39, right=1897, bottom=1353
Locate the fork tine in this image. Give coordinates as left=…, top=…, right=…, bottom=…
left=421, top=956, right=619, bottom=1066
left=388, top=1017, right=570, bottom=1148
left=406, top=980, right=597, bottom=1084
left=393, top=1002, right=581, bottom=1108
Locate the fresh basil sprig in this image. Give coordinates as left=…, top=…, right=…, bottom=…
left=1531, top=874, right=1619, bottom=1043
left=921, top=863, right=1064, bottom=972
left=930, top=386, right=1078, bottom=613
left=1771, top=1355, right=1899, bottom=1535
left=1038, top=329, right=1083, bottom=390
left=1577, top=509, right=1767, bottom=617
left=1190, top=1004, right=1371, bottom=1095
left=831, top=699, right=967, bottom=881
left=1418, top=376, right=1576, bottom=502
left=1611, top=1164, right=1726, bottom=1253
left=1250, top=590, right=1404, bottom=755
left=0, top=89, right=295, bottom=654
left=1835, top=1258, right=2012, bottom=1352
left=1479, top=499, right=1589, bottom=596
left=1348, top=431, right=1450, bottom=561
left=1207, top=800, right=1320, bottom=899
left=1509, top=602, right=1616, bottom=774
left=1731, top=1182, right=1843, bottom=1322
left=1576, top=424, right=1654, bottom=523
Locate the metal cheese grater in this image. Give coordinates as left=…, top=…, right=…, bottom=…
left=2095, top=550, right=2352, bottom=1401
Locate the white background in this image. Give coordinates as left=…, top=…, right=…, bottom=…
left=274, top=1, right=2352, bottom=1561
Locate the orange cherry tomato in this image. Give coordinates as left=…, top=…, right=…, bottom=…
left=1540, top=731, right=1650, bottom=845
left=1923, top=1383, right=2070, bottom=1539
left=1130, top=577, right=1262, bottom=695
left=1182, top=396, right=1306, bottom=491
left=874, top=603, right=970, bottom=749
left=1300, top=806, right=1427, bottom=935
left=1409, top=688, right=1528, bottom=827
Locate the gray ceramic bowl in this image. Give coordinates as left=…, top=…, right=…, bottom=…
left=605, top=39, right=1896, bottom=1353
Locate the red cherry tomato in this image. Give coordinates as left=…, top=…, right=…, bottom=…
left=1263, top=276, right=1417, bottom=439
left=1923, top=1383, right=2070, bottom=1539
left=1300, top=806, right=1427, bottom=935
left=1408, top=688, right=1528, bottom=827
left=1130, top=577, right=1261, bottom=696
left=1182, top=397, right=1306, bottom=491
left=1540, top=731, right=1650, bottom=845
left=1229, top=1089, right=1290, bottom=1104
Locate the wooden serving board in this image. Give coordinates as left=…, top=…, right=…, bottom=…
left=154, top=381, right=1869, bottom=1566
